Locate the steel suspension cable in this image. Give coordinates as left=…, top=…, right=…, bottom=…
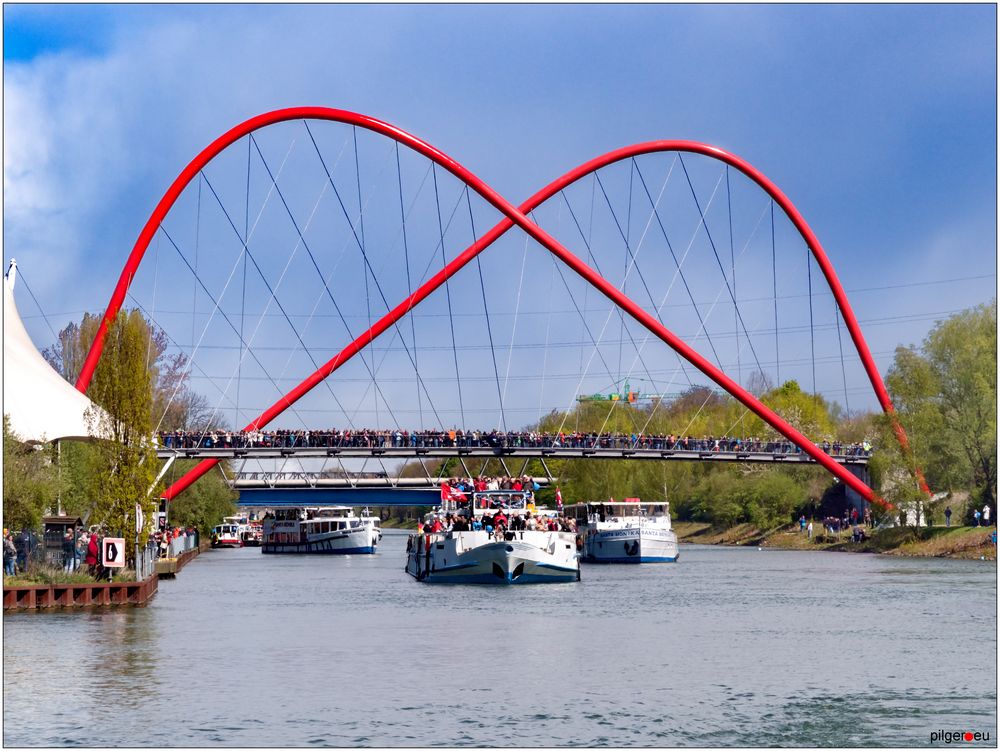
left=432, top=163, right=466, bottom=427
left=549, top=250, right=643, bottom=437
left=353, top=126, right=378, bottom=429
left=396, top=142, right=423, bottom=429
left=200, top=167, right=369, bottom=431
left=191, top=174, right=203, bottom=354
left=245, top=135, right=405, bottom=430
left=636, top=197, right=771, bottom=440
left=15, top=270, right=59, bottom=344
left=500, top=229, right=530, bottom=430
left=154, top=225, right=313, bottom=430
left=632, top=158, right=724, bottom=368
left=538, top=259, right=556, bottom=422
left=834, top=296, right=851, bottom=415
left=302, top=122, right=446, bottom=427
left=594, top=170, right=668, bottom=395
left=772, top=201, right=780, bottom=384
left=144, top=231, right=161, bottom=373
left=559, top=184, right=679, bottom=395
left=726, top=166, right=742, bottom=393
left=601, top=158, right=727, bottom=395
left=237, top=135, right=251, bottom=428
left=151, top=139, right=304, bottom=432
left=807, top=244, right=817, bottom=399
left=126, top=291, right=242, bottom=416
left=464, top=185, right=506, bottom=431
left=678, top=155, right=765, bottom=377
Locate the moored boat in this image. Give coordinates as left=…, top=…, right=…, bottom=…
left=567, top=499, right=678, bottom=563
left=405, top=489, right=580, bottom=584
left=262, top=507, right=378, bottom=554
left=241, top=521, right=263, bottom=547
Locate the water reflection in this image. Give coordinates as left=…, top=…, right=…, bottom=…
left=4, top=537, right=996, bottom=747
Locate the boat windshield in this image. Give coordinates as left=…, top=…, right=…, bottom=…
left=472, top=491, right=531, bottom=513
left=565, top=501, right=669, bottom=522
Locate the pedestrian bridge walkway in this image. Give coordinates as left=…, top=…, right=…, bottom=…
left=157, top=443, right=870, bottom=466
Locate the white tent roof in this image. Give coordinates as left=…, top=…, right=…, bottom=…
left=3, top=261, right=101, bottom=442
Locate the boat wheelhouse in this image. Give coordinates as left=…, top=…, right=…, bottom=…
left=567, top=499, right=678, bottom=563
left=211, top=523, right=242, bottom=548
left=262, top=507, right=378, bottom=555
left=405, top=489, right=580, bottom=584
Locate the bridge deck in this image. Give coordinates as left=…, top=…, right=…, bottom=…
left=158, top=446, right=869, bottom=465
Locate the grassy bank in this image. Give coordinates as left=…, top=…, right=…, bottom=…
left=674, top=521, right=996, bottom=560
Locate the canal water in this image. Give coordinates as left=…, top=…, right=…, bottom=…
left=3, top=532, right=996, bottom=747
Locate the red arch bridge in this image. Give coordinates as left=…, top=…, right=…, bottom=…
left=73, top=107, right=913, bottom=509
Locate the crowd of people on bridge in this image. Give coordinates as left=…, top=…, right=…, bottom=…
left=157, top=428, right=873, bottom=457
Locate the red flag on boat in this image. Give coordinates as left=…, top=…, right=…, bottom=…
left=440, top=481, right=451, bottom=502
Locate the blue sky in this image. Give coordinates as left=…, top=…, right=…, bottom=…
left=4, top=4, right=996, bottom=432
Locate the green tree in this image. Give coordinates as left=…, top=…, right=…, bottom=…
left=164, top=460, right=238, bottom=534
left=3, top=417, right=60, bottom=530
left=742, top=380, right=838, bottom=442
left=878, top=301, right=997, bottom=516
left=84, top=311, right=163, bottom=550
left=44, top=312, right=215, bottom=432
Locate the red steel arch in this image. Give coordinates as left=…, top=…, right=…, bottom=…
left=77, top=107, right=906, bottom=505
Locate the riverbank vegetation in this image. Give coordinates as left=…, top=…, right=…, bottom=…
left=4, top=311, right=236, bottom=560
left=5, top=302, right=995, bottom=565
left=674, top=521, right=996, bottom=560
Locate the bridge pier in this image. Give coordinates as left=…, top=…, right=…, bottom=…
left=843, top=463, right=872, bottom=514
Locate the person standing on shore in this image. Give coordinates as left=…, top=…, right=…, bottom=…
left=974, top=509, right=982, bottom=527
left=85, top=531, right=99, bottom=576
left=983, top=505, right=991, bottom=527
left=807, top=521, right=813, bottom=539
left=3, top=531, right=16, bottom=576
left=944, top=506, right=952, bottom=527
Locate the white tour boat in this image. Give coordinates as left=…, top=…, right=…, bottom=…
left=405, top=489, right=580, bottom=584
left=359, top=510, right=383, bottom=544
left=568, top=498, right=679, bottom=563
left=211, top=522, right=242, bottom=548
left=262, top=507, right=378, bottom=555
left=241, top=521, right=263, bottom=547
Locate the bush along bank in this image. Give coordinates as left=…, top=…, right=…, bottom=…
left=674, top=521, right=997, bottom=560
